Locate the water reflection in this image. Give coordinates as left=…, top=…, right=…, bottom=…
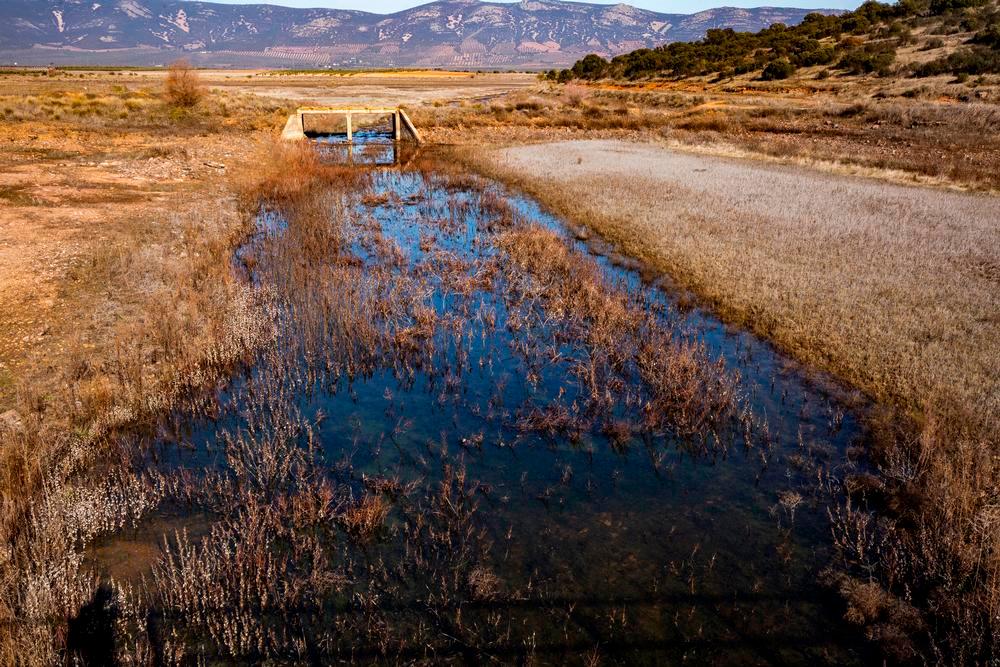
left=309, top=129, right=420, bottom=166
left=87, top=163, right=873, bottom=664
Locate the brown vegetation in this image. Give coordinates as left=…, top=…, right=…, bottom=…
left=412, top=77, right=1000, bottom=191
left=454, top=137, right=1000, bottom=661
left=0, top=72, right=287, bottom=663
left=496, top=225, right=743, bottom=443
left=231, top=139, right=365, bottom=210
left=164, top=59, right=205, bottom=109
left=0, top=115, right=784, bottom=661
left=459, top=139, right=999, bottom=433
left=2, top=62, right=997, bottom=663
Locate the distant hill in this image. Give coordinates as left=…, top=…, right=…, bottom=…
left=555, top=0, right=1000, bottom=80
left=0, top=0, right=839, bottom=68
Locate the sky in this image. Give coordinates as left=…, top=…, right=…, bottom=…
left=190, top=0, right=861, bottom=15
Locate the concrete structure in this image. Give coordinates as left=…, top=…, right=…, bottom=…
left=281, top=107, right=422, bottom=144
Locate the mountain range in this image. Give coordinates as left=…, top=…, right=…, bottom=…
left=0, top=0, right=839, bottom=68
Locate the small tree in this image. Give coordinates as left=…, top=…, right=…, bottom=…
left=570, top=54, right=609, bottom=80
left=164, top=58, right=204, bottom=108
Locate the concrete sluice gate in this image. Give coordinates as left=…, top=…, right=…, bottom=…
left=282, top=107, right=422, bottom=144
left=282, top=107, right=423, bottom=165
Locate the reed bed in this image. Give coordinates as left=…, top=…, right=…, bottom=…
left=2, top=133, right=866, bottom=662
left=14, top=138, right=793, bottom=663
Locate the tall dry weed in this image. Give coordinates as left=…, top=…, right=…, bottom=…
left=164, top=59, right=204, bottom=109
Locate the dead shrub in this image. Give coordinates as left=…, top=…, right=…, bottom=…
left=676, top=112, right=732, bottom=133
left=164, top=59, right=204, bottom=109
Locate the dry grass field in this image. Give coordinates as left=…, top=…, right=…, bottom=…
left=126, top=68, right=537, bottom=107
left=0, top=74, right=278, bottom=409
left=0, top=70, right=292, bottom=662
left=414, top=75, right=1000, bottom=191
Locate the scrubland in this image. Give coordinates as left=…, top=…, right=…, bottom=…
left=0, top=75, right=289, bottom=406
left=413, top=78, right=1000, bottom=191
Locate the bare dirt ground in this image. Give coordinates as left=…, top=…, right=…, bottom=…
left=211, top=71, right=537, bottom=107
left=37, top=69, right=537, bottom=108
left=0, top=86, right=236, bottom=410
left=461, top=139, right=1000, bottom=438
left=0, top=113, right=251, bottom=410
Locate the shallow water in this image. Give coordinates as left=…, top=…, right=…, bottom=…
left=93, top=150, right=873, bottom=663
left=310, top=128, right=417, bottom=166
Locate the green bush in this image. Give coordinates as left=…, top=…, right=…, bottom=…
left=555, top=0, right=998, bottom=83
left=557, top=0, right=916, bottom=81
left=972, top=23, right=1000, bottom=48
left=837, top=45, right=897, bottom=74
left=929, top=0, right=988, bottom=13
left=570, top=54, right=609, bottom=80
left=913, top=45, right=1000, bottom=75
left=761, top=59, right=797, bottom=79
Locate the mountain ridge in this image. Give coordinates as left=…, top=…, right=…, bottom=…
left=0, top=0, right=841, bottom=68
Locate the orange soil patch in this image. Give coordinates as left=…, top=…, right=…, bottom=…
left=0, top=120, right=251, bottom=407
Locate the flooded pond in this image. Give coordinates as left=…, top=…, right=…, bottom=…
left=90, top=142, right=874, bottom=664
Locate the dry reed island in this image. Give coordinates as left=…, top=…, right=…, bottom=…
left=0, top=0, right=999, bottom=663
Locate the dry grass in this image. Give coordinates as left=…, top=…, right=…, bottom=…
left=496, top=225, right=744, bottom=443
left=455, top=138, right=1000, bottom=660
left=0, top=191, right=270, bottom=663
left=413, top=77, right=1000, bottom=191
left=231, top=139, right=366, bottom=211
left=460, top=139, right=999, bottom=437
left=0, top=77, right=290, bottom=133
left=0, top=73, right=286, bottom=663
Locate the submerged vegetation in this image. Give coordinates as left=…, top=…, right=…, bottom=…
left=451, top=133, right=1000, bottom=662
left=1, top=138, right=880, bottom=663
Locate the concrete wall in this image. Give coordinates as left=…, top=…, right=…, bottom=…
left=281, top=114, right=306, bottom=142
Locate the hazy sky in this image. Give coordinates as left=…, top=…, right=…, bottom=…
left=191, top=0, right=861, bottom=15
